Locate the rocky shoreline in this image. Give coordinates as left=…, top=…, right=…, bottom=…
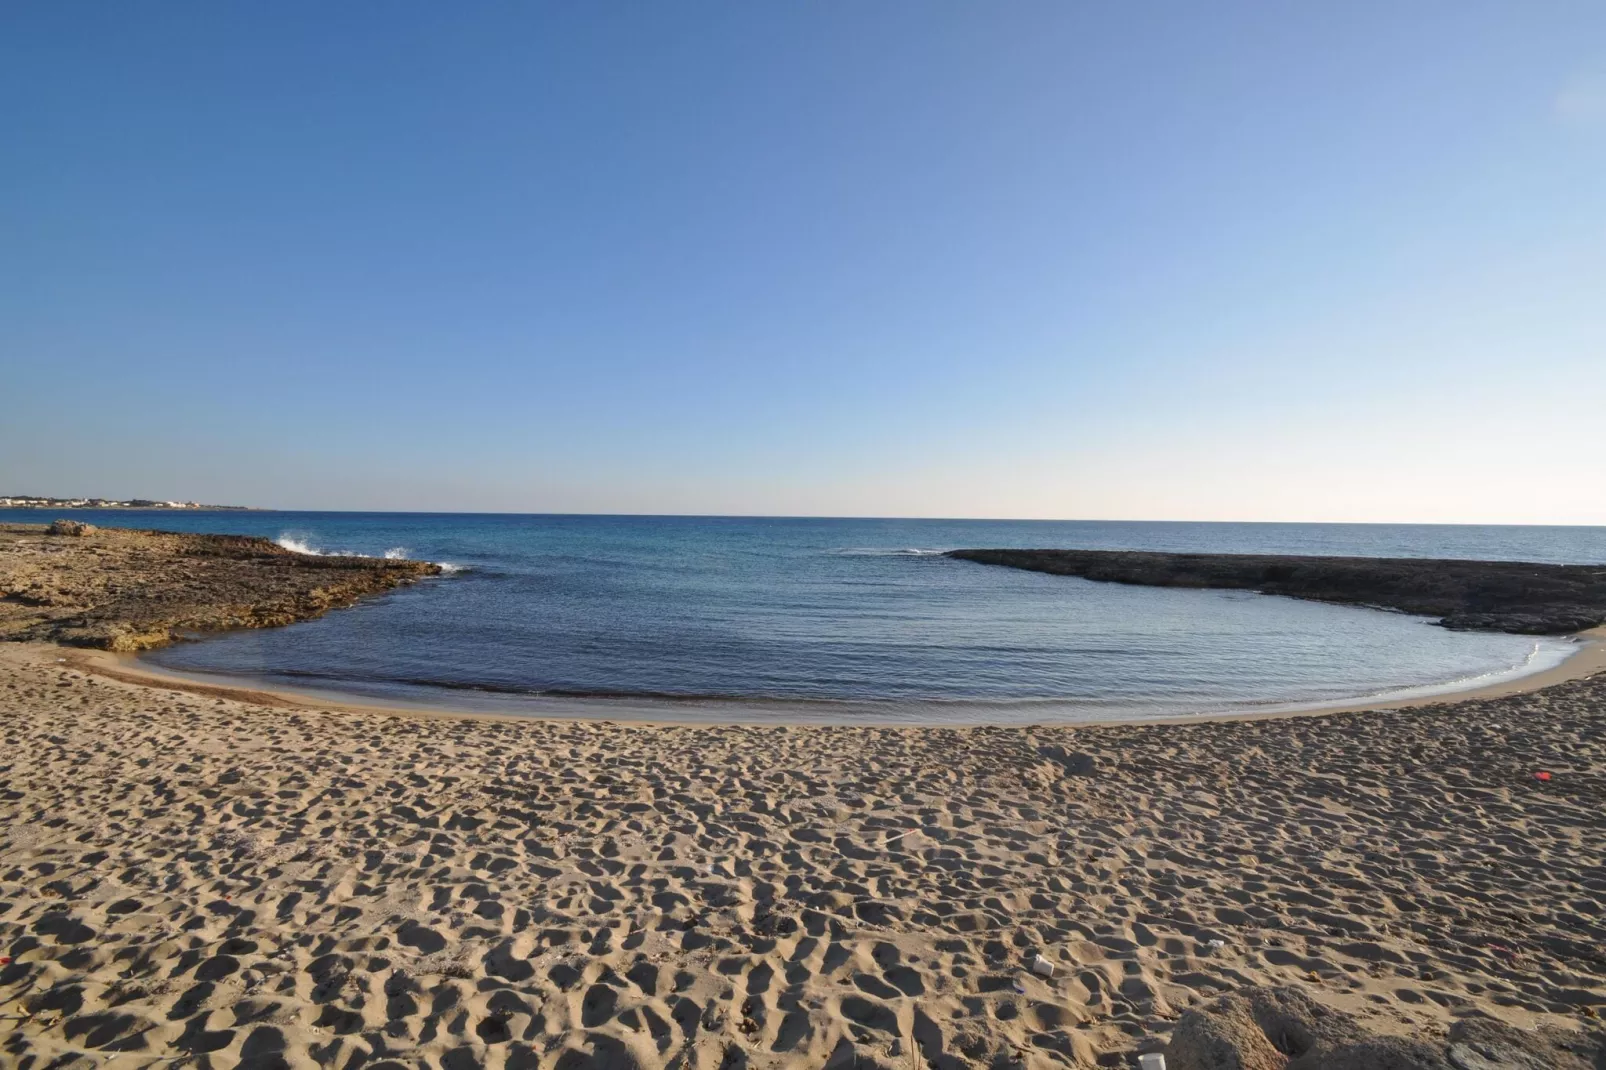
left=947, top=548, right=1606, bottom=635
left=0, top=522, right=440, bottom=651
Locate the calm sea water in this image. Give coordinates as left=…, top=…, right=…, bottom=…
left=9, top=511, right=1605, bottom=723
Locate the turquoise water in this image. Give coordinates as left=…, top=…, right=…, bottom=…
left=9, top=511, right=1602, bottom=723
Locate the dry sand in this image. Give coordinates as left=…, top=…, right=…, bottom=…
left=2, top=640, right=1604, bottom=1069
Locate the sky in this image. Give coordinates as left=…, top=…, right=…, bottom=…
left=3, top=3, right=1604, bottom=523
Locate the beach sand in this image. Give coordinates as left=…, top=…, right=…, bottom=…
left=2, top=641, right=1603, bottom=1068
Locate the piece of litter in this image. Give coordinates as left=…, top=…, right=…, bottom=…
left=1031, top=954, right=1055, bottom=977
left=1138, top=1054, right=1167, bottom=1070
left=1012, top=976, right=1027, bottom=994
left=1207, top=939, right=1226, bottom=949
left=1534, top=771, right=1552, bottom=782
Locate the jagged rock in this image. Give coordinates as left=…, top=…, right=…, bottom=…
left=947, top=549, right=1606, bottom=636
left=1166, top=988, right=1604, bottom=1070
left=1445, top=1017, right=1601, bottom=1070
left=1169, top=987, right=1367, bottom=1070
left=1168, top=987, right=1463, bottom=1070
left=2, top=523, right=440, bottom=650
left=1168, top=1000, right=1287, bottom=1070
left=1295, top=1036, right=1450, bottom=1070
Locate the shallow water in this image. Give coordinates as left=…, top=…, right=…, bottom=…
left=9, top=511, right=1602, bottom=723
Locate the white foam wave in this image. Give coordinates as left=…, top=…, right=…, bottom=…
left=834, top=547, right=948, bottom=557
left=277, top=532, right=462, bottom=575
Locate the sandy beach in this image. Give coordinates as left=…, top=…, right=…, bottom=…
left=3, top=522, right=1604, bottom=1068
left=4, top=635, right=1604, bottom=1068
left=13, top=2, right=1606, bottom=1062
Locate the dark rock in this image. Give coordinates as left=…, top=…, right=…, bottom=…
left=1169, top=986, right=1366, bottom=1070
left=1168, top=1001, right=1287, bottom=1070
left=948, top=549, right=1606, bottom=636
left=1295, top=1036, right=1451, bottom=1070
left=1445, top=1017, right=1602, bottom=1070
left=2, top=523, right=441, bottom=650
left=1166, top=987, right=1601, bottom=1070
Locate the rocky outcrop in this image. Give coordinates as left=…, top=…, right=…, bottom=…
left=1167, top=987, right=1600, bottom=1070
left=1445, top=1017, right=1603, bottom=1070
left=1, top=523, right=441, bottom=651
left=947, top=549, right=1606, bottom=635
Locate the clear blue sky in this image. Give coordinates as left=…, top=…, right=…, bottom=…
left=4, top=3, right=1604, bottom=522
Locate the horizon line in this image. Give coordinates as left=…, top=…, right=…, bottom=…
left=4, top=505, right=1603, bottom=529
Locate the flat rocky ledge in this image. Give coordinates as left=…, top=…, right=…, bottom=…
left=947, top=548, right=1606, bottom=635
left=0, top=522, right=440, bottom=650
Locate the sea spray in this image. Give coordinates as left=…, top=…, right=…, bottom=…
left=278, top=532, right=462, bottom=573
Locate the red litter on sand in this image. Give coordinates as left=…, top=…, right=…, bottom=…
left=1534, top=771, right=1552, bottom=782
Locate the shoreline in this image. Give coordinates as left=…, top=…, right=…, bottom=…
left=7, top=523, right=1606, bottom=1065
left=4, top=635, right=1604, bottom=1066
left=68, top=624, right=1606, bottom=729
left=9, top=519, right=1602, bottom=726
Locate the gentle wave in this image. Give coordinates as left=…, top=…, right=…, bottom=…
left=264, top=667, right=854, bottom=703
left=1362, top=638, right=1571, bottom=698
left=146, top=635, right=1584, bottom=720
left=185, top=666, right=1094, bottom=707
left=277, top=532, right=462, bottom=574
left=131, top=514, right=1598, bottom=721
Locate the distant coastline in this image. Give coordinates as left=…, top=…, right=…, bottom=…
left=0, top=495, right=253, bottom=510
left=947, top=547, right=1606, bottom=635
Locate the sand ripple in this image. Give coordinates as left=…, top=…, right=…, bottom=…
left=1, top=644, right=1603, bottom=1067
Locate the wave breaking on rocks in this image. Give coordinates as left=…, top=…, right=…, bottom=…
left=0, top=522, right=441, bottom=651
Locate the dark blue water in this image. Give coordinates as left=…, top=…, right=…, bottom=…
left=9, top=511, right=1604, bottom=723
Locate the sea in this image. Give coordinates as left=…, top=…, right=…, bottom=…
left=8, top=511, right=1605, bottom=724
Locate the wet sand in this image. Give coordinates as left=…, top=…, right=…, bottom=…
left=3, top=639, right=1603, bottom=1069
